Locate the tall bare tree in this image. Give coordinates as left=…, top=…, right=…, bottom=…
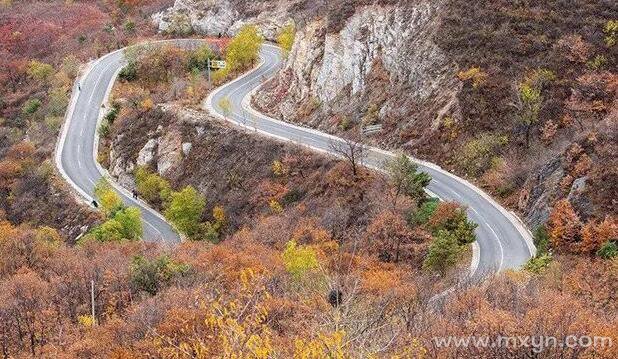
left=329, top=135, right=367, bottom=178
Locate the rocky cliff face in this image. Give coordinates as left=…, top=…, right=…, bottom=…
left=284, top=3, right=454, bottom=106
left=152, top=0, right=617, bottom=229
left=108, top=104, right=206, bottom=191
left=153, top=0, right=289, bottom=40
left=252, top=1, right=459, bottom=143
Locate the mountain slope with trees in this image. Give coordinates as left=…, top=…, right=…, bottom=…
left=0, top=0, right=616, bottom=357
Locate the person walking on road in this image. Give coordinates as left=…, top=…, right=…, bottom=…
left=132, top=189, right=138, bottom=200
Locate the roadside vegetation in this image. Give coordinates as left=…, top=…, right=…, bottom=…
left=277, top=23, right=296, bottom=56
left=136, top=167, right=225, bottom=242
left=1, top=0, right=616, bottom=357
left=211, top=24, right=263, bottom=84
left=81, top=179, right=143, bottom=242
left=0, top=0, right=167, bottom=239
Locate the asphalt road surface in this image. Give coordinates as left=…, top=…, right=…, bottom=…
left=57, top=40, right=208, bottom=243
left=57, top=40, right=534, bottom=276
left=206, top=44, right=536, bottom=279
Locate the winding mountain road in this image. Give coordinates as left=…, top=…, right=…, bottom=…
left=56, top=40, right=534, bottom=277
left=205, top=44, right=536, bottom=278
left=56, top=40, right=208, bottom=244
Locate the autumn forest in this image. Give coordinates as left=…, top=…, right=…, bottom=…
left=0, top=0, right=617, bottom=358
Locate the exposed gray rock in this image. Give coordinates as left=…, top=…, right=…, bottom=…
left=569, top=176, right=587, bottom=197
left=109, top=148, right=135, bottom=189
left=176, top=106, right=205, bottom=125
left=519, top=158, right=563, bottom=228
left=568, top=176, right=593, bottom=220
left=157, top=128, right=183, bottom=176
left=152, top=0, right=287, bottom=40
left=248, top=1, right=460, bottom=137
left=272, top=3, right=456, bottom=108
left=182, top=142, right=193, bottom=156
left=137, top=138, right=158, bottom=167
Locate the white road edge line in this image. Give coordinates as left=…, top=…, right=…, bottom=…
left=204, top=44, right=498, bottom=278
left=91, top=51, right=186, bottom=241
left=54, top=39, right=208, bottom=241
left=54, top=40, right=534, bottom=270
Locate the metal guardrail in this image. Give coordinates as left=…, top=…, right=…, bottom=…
left=362, top=124, right=383, bottom=135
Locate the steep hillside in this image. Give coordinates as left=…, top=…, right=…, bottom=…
left=154, top=0, right=618, bottom=235
left=0, top=0, right=173, bottom=239
left=257, top=0, right=618, bottom=231
left=103, top=100, right=441, bottom=271
left=0, top=1, right=616, bottom=356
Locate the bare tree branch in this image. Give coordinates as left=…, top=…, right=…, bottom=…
left=329, top=135, right=367, bottom=178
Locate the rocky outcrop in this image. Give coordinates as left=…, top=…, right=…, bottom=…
left=137, top=138, right=157, bottom=167
left=518, top=158, right=563, bottom=228
left=182, top=142, right=193, bottom=156
left=108, top=123, right=182, bottom=184
left=287, top=3, right=454, bottom=105
left=251, top=0, right=460, bottom=143
left=109, top=142, right=135, bottom=188
left=152, top=0, right=289, bottom=40
left=107, top=105, right=217, bottom=186
left=157, top=128, right=183, bottom=176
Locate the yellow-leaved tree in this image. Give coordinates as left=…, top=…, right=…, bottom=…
left=153, top=269, right=273, bottom=358
left=293, top=331, right=349, bottom=358
left=94, top=179, right=123, bottom=217
left=282, top=240, right=319, bottom=280
left=225, top=25, right=263, bottom=71
left=277, top=23, right=295, bottom=56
